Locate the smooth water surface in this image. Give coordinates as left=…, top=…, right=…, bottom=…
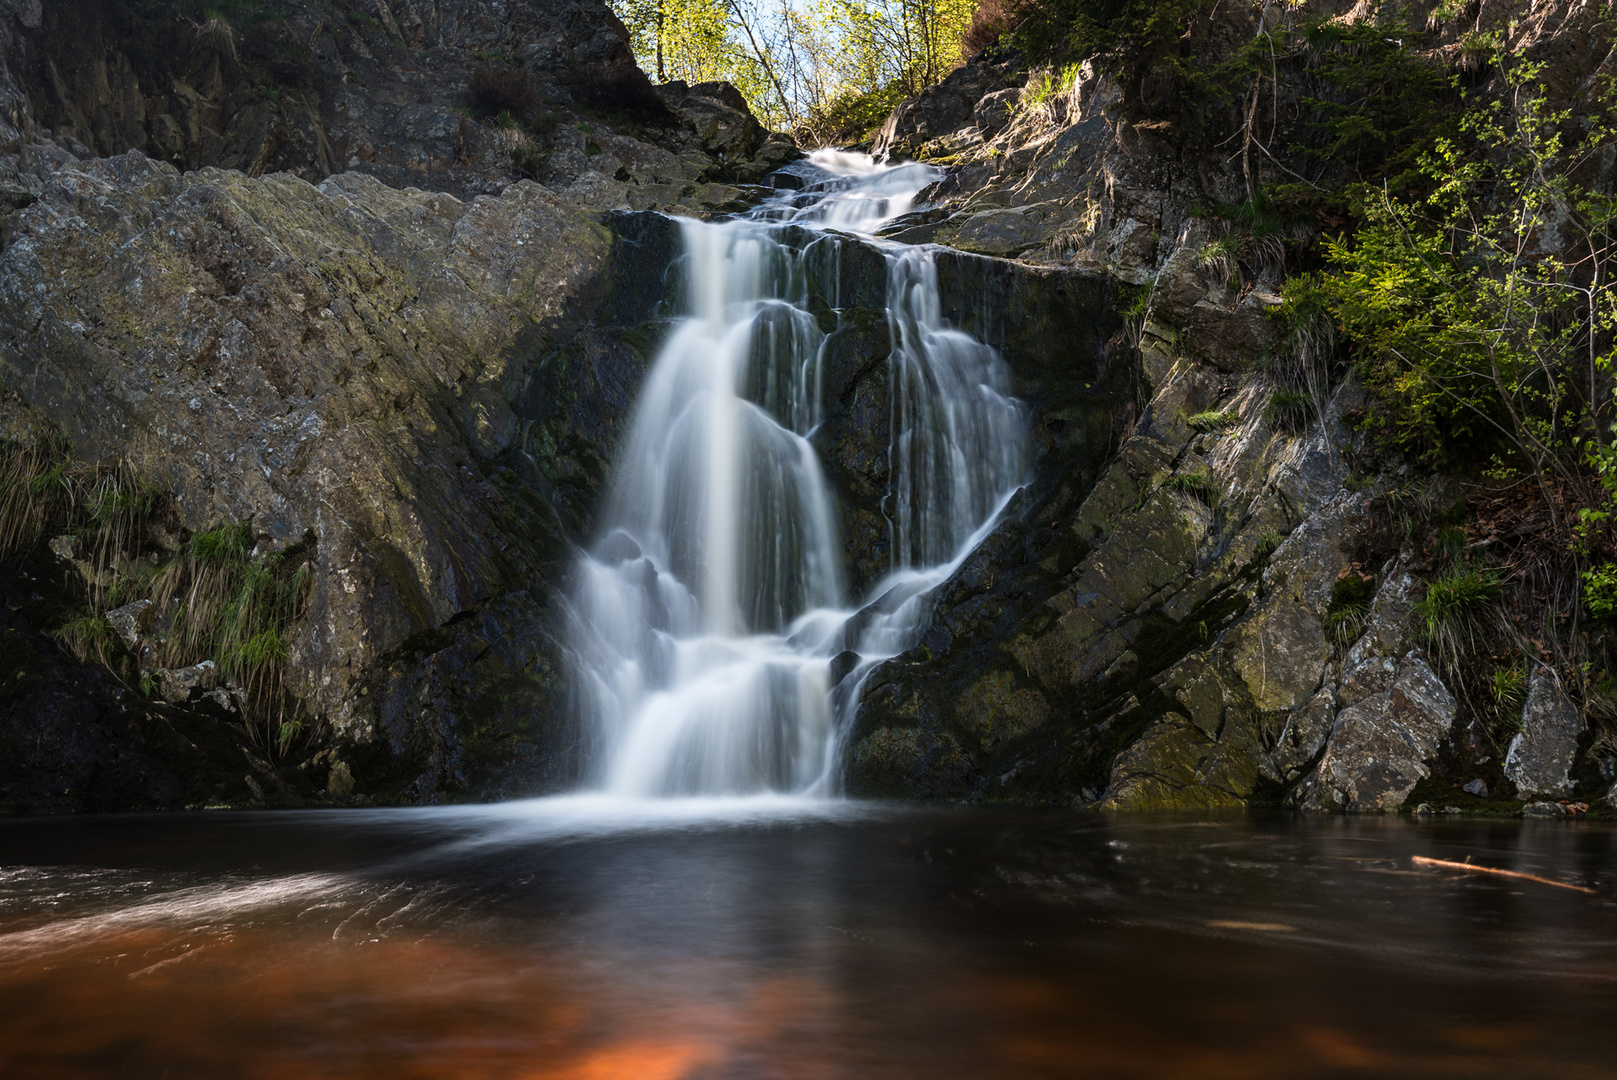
left=2, top=805, right=1614, bottom=1078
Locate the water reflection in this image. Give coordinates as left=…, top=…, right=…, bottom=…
left=1, top=806, right=1614, bottom=1078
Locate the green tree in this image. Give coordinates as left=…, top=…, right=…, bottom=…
left=609, top=0, right=977, bottom=140
left=1317, top=49, right=1617, bottom=537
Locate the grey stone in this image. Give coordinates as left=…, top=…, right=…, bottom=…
left=1337, top=654, right=1398, bottom=708
left=1503, top=669, right=1583, bottom=797
left=1299, top=653, right=1457, bottom=811
left=1522, top=801, right=1566, bottom=818
left=1462, top=778, right=1489, bottom=797
left=974, top=88, right=1020, bottom=137
left=105, top=599, right=150, bottom=649
left=1346, top=570, right=1418, bottom=665
left=158, top=660, right=220, bottom=704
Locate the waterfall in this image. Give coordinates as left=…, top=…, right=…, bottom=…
left=569, top=152, right=1029, bottom=798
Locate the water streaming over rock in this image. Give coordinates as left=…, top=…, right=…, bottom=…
left=570, top=152, right=1029, bottom=797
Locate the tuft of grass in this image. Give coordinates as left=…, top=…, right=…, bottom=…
left=1197, top=233, right=1242, bottom=288
left=151, top=524, right=314, bottom=755
left=0, top=434, right=313, bottom=756
left=53, top=615, right=118, bottom=666
left=1265, top=389, right=1311, bottom=433
left=509, top=141, right=547, bottom=180
left=1326, top=572, right=1376, bottom=649
left=1489, top=664, right=1526, bottom=709
left=1188, top=410, right=1237, bottom=433
left=1415, top=565, right=1504, bottom=669
left=1328, top=603, right=1368, bottom=646
left=1434, top=525, right=1468, bottom=564
left=1162, top=471, right=1217, bottom=504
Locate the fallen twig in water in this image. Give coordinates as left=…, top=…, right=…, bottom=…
left=1411, top=856, right=1597, bottom=895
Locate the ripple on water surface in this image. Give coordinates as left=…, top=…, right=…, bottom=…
left=1, top=804, right=1615, bottom=1078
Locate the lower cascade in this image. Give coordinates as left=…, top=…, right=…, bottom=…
left=570, top=153, right=1029, bottom=797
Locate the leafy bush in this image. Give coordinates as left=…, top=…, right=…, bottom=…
left=1584, top=563, right=1617, bottom=622
left=800, top=82, right=909, bottom=146
left=1315, top=51, right=1617, bottom=535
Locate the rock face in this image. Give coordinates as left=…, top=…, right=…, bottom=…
left=1298, top=654, right=1456, bottom=811
left=0, top=0, right=799, bottom=808
left=1504, top=669, right=1583, bottom=798
left=0, top=155, right=609, bottom=741
left=0, top=0, right=797, bottom=214
left=844, top=5, right=1617, bottom=813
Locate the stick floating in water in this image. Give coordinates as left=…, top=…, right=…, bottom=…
left=1410, top=855, right=1597, bottom=895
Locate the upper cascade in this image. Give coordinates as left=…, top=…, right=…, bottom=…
left=568, top=151, right=1030, bottom=798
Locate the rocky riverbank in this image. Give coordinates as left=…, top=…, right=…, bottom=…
left=840, top=0, right=1617, bottom=817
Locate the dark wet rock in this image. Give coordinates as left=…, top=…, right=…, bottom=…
left=1463, top=778, right=1489, bottom=797
left=4, top=0, right=678, bottom=199
left=1522, top=801, right=1566, bottom=818
left=1504, top=668, right=1583, bottom=798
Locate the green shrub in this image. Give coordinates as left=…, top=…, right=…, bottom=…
left=1584, top=563, right=1617, bottom=622
left=800, top=82, right=909, bottom=146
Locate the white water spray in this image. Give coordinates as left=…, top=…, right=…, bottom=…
left=569, top=152, right=1028, bottom=798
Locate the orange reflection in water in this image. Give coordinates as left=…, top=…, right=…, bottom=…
left=0, top=919, right=1614, bottom=1080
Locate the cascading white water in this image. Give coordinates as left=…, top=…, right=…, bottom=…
left=569, top=152, right=1028, bottom=798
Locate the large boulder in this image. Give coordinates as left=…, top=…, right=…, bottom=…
left=1296, top=653, right=1457, bottom=811
left=1504, top=668, right=1583, bottom=797
left=656, top=80, right=799, bottom=181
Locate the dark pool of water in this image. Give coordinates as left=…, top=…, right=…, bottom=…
left=1, top=797, right=1614, bottom=1078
